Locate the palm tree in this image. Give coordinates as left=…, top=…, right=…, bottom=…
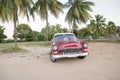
left=87, top=20, right=96, bottom=35
left=32, top=0, right=64, bottom=45
left=106, top=21, right=116, bottom=35
left=116, top=26, right=120, bottom=34
left=116, top=26, right=120, bottom=40
left=92, top=15, right=106, bottom=36
left=0, top=0, right=10, bottom=23
left=0, top=0, right=34, bottom=48
left=65, top=0, right=94, bottom=32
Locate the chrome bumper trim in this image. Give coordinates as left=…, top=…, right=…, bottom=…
left=53, top=52, right=89, bottom=59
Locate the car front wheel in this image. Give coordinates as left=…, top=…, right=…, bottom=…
left=78, top=56, right=86, bottom=59
left=50, top=52, right=56, bottom=62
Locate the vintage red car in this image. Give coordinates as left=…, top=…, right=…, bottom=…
left=50, top=33, right=88, bottom=62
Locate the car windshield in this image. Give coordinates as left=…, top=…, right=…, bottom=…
left=53, top=34, right=77, bottom=42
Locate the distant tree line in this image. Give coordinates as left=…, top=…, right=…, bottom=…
left=12, top=23, right=68, bottom=42
left=1, top=14, right=120, bottom=43
left=74, top=15, right=120, bottom=39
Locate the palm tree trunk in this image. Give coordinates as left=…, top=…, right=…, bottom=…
left=96, top=25, right=99, bottom=37
left=71, top=24, right=73, bottom=33
left=13, top=10, right=17, bottom=48
left=45, top=10, right=49, bottom=46
left=69, top=23, right=71, bottom=33
left=72, top=20, right=75, bottom=33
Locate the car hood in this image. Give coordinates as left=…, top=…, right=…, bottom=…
left=55, top=41, right=81, bottom=50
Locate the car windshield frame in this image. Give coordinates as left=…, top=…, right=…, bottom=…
left=53, top=34, right=77, bottom=42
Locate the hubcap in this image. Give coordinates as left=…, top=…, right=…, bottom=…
left=51, top=54, right=55, bottom=61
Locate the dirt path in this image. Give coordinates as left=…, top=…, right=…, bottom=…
left=0, top=42, right=120, bottom=80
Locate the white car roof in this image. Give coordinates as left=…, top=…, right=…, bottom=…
left=54, top=33, right=74, bottom=36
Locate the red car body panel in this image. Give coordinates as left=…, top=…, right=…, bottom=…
left=54, top=41, right=82, bottom=50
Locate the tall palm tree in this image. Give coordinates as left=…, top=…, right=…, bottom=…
left=32, top=0, right=64, bottom=45
left=65, top=0, right=94, bottom=32
left=0, top=0, right=34, bottom=48
left=87, top=20, right=96, bottom=35
left=92, top=15, right=106, bottom=36
left=106, top=21, right=116, bottom=35
left=116, top=26, right=120, bottom=34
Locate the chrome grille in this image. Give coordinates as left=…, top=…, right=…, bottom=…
left=59, top=48, right=82, bottom=54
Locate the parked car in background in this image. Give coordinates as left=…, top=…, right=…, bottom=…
left=50, top=33, right=89, bottom=62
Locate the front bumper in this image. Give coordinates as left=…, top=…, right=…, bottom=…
left=52, top=52, right=89, bottom=59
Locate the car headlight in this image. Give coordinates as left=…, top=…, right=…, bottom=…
left=52, top=42, right=55, bottom=45
left=83, top=43, right=88, bottom=48
left=53, top=46, right=57, bottom=50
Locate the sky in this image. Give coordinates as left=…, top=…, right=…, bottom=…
left=1, top=0, right=120, bottom=39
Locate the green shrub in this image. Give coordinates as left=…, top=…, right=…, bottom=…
left=3, top=39, right=14, bottom=43
left=37, top=34, right=45, bottom=41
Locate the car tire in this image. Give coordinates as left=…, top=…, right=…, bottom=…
left=50, top=52, right=56, bottom=62
left=78, top=56, right=86, bottom=59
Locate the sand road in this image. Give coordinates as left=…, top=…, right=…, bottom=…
left=0, top=42, right=120, bottom=80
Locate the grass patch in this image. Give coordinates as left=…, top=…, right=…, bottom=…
left=0, top=42, right=51, bottom=54
left=87, top=39, right=120, bottom=44
left=0, top=43, right=14, bottom=51
left=21, top=41, right=51, bottom=47
left=0, top=43, right=26, bottom=53
left=2, top=47, right=24, bottom=53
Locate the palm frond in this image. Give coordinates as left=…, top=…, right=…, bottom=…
left=65, top=0, right=94, bottom=28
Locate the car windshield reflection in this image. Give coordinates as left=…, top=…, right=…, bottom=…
left=53, top=34, right=77, bottom=42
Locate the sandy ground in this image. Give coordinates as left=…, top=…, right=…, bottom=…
left=0, top=42, right=120, bottom=80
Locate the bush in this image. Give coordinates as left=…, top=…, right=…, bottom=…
left=37, top=34, right=45, bottom=41
left=3, top=39, right=14, bottom=43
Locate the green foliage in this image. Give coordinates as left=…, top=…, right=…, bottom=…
left=116, top=26, right=120, bottom=34
left=65, top=0, right=94, bottom=23
left=36, top=34, right=45, bottom=41
left=85, top=15, right=119, bottom=38
left=16, top=24, right=47, bottom=42
left=62, top=28, right=69, bottom=33
left=32, top=0, right=64, bottom=20
left=0, top=43, right=25, bottom=53
left=0, top=25, right=7, bottom=42
left=0, top=0, right=119, bottom=42
left=0, top=0, right=34, bottom=22
left=73, top=28, right=78, bottom=37
left=40, top=24, right=69, bottom=40
left=31, top=31, right=40, bottom=41
left=106, top=21, right=117, bottom=35
left=2, top=47, right=24, bottom=53
left=88, top=15, right=106, bottom=36
left=71, top=14, right=120, bottom=39
left=32, top=0, right=64, bottom=45
left=65, top=0, right=94, bottom=32
left=3, top=39, right=14, bottom=43
left=0, top=0, right=34, bottom=48
left=17, top=24, right=33, bottom=41
left=77, top=28, right=91, bottom=38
